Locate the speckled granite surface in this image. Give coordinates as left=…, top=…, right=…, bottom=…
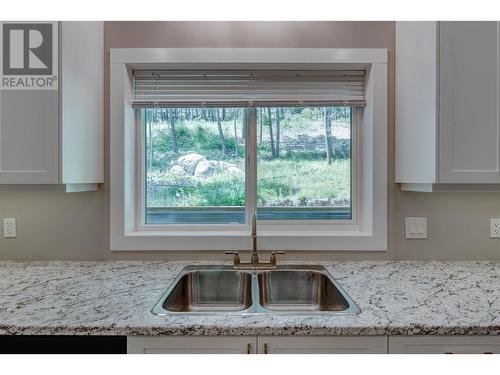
left=0, top=261, right=498, bottom=336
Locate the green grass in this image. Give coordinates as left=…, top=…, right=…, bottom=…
left=257, top=158, right=350, bottom=207
left=147, top=158, right=350, bottom=208
left=147, top=171, right=245, bottom=207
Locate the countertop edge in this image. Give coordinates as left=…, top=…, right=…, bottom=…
left=1, top=325, right=499, bottom=337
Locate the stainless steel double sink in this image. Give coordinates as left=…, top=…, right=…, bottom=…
left=152, top=265, right=360, bottom=315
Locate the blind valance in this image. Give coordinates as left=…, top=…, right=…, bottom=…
left=132, top=70, right=366, bottom=108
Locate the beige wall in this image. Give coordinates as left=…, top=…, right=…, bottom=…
left=0, top=22, right=499, bottom=261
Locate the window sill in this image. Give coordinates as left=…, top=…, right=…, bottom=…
left=111, top=225, right=386, bottom=251
left=124, top=227, right=371, bottom=238
left=125, top=229, right=250, bottom=237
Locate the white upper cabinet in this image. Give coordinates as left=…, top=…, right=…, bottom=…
left=60, top=22, right=104, bottom=188
left=439, top=22, right=500, bottom=183
left=0, top=21, right=103, bottom=191
left=0, top=90, right=60, bottom=184
left=396, top=21, right=500, bottom=191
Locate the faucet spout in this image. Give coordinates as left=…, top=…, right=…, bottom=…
left=225, top=212, right=286, bottom=270
left=251, top=213, right=259, bottom=266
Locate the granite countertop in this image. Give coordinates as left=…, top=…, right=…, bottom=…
left=0, top=261, right=498, bottom=336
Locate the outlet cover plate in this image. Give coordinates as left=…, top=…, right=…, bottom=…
left=490, top=218, right=500, bottom=238
left=3, top=218, right=16, bottom=238
left=405, top=217, right=427, bottom=239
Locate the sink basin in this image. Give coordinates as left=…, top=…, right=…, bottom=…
left=152, top=265, right=360, bottom=315
left=157, top=267, right=253, bottom=313
left=258, top=269, right=350, bottom=312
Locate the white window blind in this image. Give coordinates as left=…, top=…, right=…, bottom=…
left=132, top=70, right=366, bottom=107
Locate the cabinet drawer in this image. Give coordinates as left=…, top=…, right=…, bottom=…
left=258, top=336, right=388, bottom=354
left=127, top=336, right=257, bottom=354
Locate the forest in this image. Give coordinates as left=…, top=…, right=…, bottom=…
left=144, top=106, right=351, bottom=209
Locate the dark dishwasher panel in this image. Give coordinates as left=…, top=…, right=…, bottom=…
left=0, top=335, right=127, bottom=354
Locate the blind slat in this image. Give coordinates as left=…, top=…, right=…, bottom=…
left=132, top=70, right=366, bottom=107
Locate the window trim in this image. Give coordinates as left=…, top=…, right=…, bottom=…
left=109, top=48, right=388, bottom=251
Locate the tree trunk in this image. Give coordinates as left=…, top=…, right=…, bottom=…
left=259, top=108, right=263, bottom=144
left=241, top=109, right=246, bottom=140
left=324, top=107, right=333, bottom=165
left=267, top=107, right=275, bottom=158
left=275, top=108, right=281, bottom=158
left=216, top=108, right=229, bottom=156
left=233, top=118, right=239, bottom=157
left=147, top=110, right=153, bottom=170
left=168, top=108, right=179, bottom=155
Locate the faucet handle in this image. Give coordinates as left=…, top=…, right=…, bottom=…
left=225, top=251, right=241, bottom=267
left=269, top=251, right=285, bottom=266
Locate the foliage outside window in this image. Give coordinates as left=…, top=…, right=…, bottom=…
left=143, top=105, right=352, bottom=225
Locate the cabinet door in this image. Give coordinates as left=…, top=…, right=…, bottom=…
left=389, top=336, right=500, bottom=354
left=395, top=21, right=438, bottom=184
left=127, top=336, right=257, bottom=354
left=258, top=336, right=387, bottom=354
left=439, top=21, right=500, bottom=183
left=0, top=90, right=59, bottom=184
left=61, top=21, right=103, bottom=185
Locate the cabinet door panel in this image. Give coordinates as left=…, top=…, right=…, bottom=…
left=258, top=336, right=387, bottom=354
left=61, top=21, right=103, bottom=184
left=395, top=21, right=438, bottom=184
left=0, top=91, right=59, bottom=183
left=127, top=336, right=257, bottom=354
left=389, top=336, right=500, bottom=354
left=439, top=21, right=500, bottom=183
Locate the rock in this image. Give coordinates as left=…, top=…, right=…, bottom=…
left=194, top=160, right=219, bottom=177
left=169, top=165, right=186, bottom=176
left=219, top=161, right=237, bottom=170
left=176, top=153, right=206, bottom=174
left=227, top=166, right=244, bottom=177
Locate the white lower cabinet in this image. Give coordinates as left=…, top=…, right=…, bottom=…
left=389, top=336, right=500, bottom=354
left=127, top=336, right=257, bottom=354
left=127, top=336, right=387, bottom=354
left=128, top=335, right=500, bottom=354
left=258, top=336, right=388, bottom=354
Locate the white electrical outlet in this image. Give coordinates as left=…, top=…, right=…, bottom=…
left=490, top=218, right=500, bottom=238
left=405, top=217, right=427, bottom=239
left=3, top=218, right=16, bottom=238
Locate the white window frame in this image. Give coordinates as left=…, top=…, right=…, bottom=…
left=136, top=105, right=359, bottom=230
left=110, top=48, right=388, bottom=251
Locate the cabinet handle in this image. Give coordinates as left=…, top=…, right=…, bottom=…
left=263, top=343, right=269, bottom=354
left=444, top=352, right=454, bottom=354
left=247, top=343, right=252, bottom=354
left=483, top=352, right=494, bottom=354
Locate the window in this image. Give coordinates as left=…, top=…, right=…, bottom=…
left=256, top=106, right=353, bottom=221
left=135, top=69, right=362, bottom=227
left=143, top=107, right=247, bottom=225
left=109, top=48, right=387, bottom=251
left=141, top=105, right=355, bottom=225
